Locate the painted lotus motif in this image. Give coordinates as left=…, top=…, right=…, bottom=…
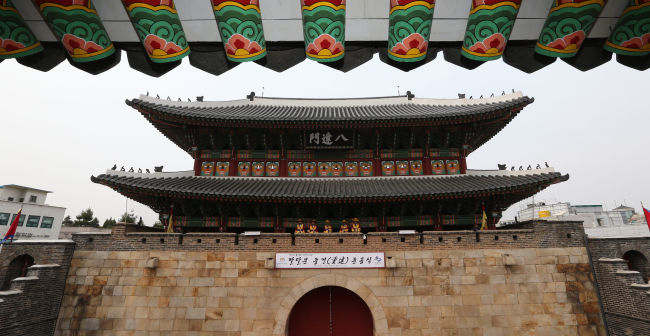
left=123, top=0, right=190, bottom=63
left=461, top=0, right=521, bottom=61
left=62, top=34, right=104, bottom=55
left=388, top=0, right=435, bottom=62
left=535, top=0, right=606, bottom=58
left=302, top=0, right=346, bottom=62
left=213, top=0, right=266, bottom=62
left=35, top=0, right=114, bottom=62
left=306, top=34, right=344, bottom=58
left=605, top=0, right=650, bottom=56
left=226, top=33, right=263, bottom=57
left=0, top=1, right=43, bottom=59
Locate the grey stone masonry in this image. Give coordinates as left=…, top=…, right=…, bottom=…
left=0, top=241, right=75, bottom=336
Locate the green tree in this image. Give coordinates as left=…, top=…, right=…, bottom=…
left=137, top=216, right=144, bottom=226
left=62, top=215, right=74, bottom=227
left=153, top=220, right=164, bottom=229
left=74, top=208, right=100, bottom=227
left=103, top=217, right=116, bottom=228
left=118, top=210, right=137, bottom=224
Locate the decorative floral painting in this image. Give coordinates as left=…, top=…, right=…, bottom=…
left=301, top=0, right=345, bottom=62
left=387, top=0, right=435, bottom=62
left=0, top=0, right=43, bottom=59
left=605, top=0, right=650, bottom=56
left=34, top=0, right=115, bottom=62
left=122, top=0, right=190, bottom=63
left=535, top=0, right=607, bottom=58
left=212, top=0, right=266, bottom=62
left=461, top=0, right=522, bottom=61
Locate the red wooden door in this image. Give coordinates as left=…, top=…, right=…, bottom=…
left=288, top=286, right=373, bottom=336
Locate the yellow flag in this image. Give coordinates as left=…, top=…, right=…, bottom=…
left=480, top=208, right=488, bottom=230
left=166, top=211, right=174, bottom=233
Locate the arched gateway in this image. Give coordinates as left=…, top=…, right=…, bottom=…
left=288, top=286, right=373, bottom=336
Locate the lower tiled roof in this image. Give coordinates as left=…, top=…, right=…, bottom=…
left=91, top=173, right=568, bottom=202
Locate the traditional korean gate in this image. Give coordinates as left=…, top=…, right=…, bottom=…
left=288, top=286, right=373, bottom=336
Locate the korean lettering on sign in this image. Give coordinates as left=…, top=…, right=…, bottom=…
left=275, top=252, right=385, bottom=269
left=305, top=130, right=354, bottom=149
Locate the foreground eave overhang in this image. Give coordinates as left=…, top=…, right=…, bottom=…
left=91, top=172, right=568, bottom=203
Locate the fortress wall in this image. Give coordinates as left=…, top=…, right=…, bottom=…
left=52, top=221, right=605, bottom=336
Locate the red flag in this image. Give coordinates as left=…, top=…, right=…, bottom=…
left=644, top=207, right=650, bottom=232
left=1, top=209, right=21, bottom=244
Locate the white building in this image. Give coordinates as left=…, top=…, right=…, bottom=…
left=513, top=201, right=648, bottom=237
left=0, top=185, right=66, bottom=240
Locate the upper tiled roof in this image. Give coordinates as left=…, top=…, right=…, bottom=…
left=126, top=92, right=533, bottom=125
left=91, top=172, right=567, bottom=202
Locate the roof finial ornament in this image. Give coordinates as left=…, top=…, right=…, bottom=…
left=512, top=89, right=515, bottom=93
left=129, top=167, right=134, bottom=172
left=519, top=166, right=523, bottom=170
left=167, top=96, right=171, bottom=101
left=156, top=94, right=160, bottom=98
left=111, top=164, right=116, bottom=170
left=511, top=166, right=515, bottom=171
left=196, top=96, right=203, bottom=102
left=498, top=164, right=506, bottom=170
left=188, top=98, right=191, bottom=102
left=458, top=93, right=465, bottom=98
left=502, top=91, right=505, bottom=95
left=247, top=92, right=255, bottom=101
left=397, top=86, right=400, bottom=96
left=480, top=95, right=483, bottom=98
left=146, top=91, right=149, bottom=96
left=138, top=168, right=142, bottom=173
left=120, top=166, right=125, bottom=171
left=146, top=169, right=150, bottom=173
left=469, top=96, right=472, bottom=99
left=536, top=164, right=541, bottom=169
left=262, top=87, right=265, bottom=97
left=527, top=165, right=531, bottom=170
left=406, top=91, right=414, bottom=100
left=154, top=166, right=163, bottom=172
left=490, top=93, right=494, bottom=97
left=545, top=162, right=549, bottom=168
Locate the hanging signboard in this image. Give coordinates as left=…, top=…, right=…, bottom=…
left=275, top=252, right=385, bottom=269
left=305, top=130, right=354, bottom=149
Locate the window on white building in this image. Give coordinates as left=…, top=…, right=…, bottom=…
left=7, top=197, right=13, bottom=201
left=0, top=213, right=9, bottom=226
left=29, top=196, right=37, bottom=202
left=11, top=214, right=25, bottom=227
left=25, top=216, right=40, bottom=227
left=41, top=217, right=54, bottom=229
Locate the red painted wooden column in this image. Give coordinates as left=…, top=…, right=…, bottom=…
left=193, top=159, right=201, bottom=176
left=460, top=157, right=468, bottom=174
left=378, top=215, right=387, bottom=232
left=488, top=217, right=497, bottom=230
left=275, top=216, right=284, bottom=233
left=434, top=217, right=442, bottom=231
left=424, top=157, right=432, bottom=175
left=229, top=159, right=237, bottom=176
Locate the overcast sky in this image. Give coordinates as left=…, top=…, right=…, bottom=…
left=2, top=52, right=648, bottom=225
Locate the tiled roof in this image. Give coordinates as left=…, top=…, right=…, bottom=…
left=126, top=93, right=533, bottom=125
left=91, top=173, right=567, bottom=202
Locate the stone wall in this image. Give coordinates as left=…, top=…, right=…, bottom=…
left=52, top=221, right=605, bottom=335
left=0, top=240, right=75, bottom=336
left=587, top=236, right=650, bottom=335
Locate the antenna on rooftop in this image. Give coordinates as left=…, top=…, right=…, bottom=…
left=397, top=86, right=400, bottom=96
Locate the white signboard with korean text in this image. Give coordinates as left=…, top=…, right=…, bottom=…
left=275, top=252, right=385, bottom=269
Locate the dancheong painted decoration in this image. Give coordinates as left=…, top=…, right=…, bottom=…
left=605, top=0, right=650, bottom=56
left=301, top=0, right=346, bottom=62
left=34, top=0, right=114, bottom=62
left=212, top=0, right=266, bottom=62
left=461, top=0, right=522, bottom=61
left=387, top=0, right=435, bottom=63
left=122, top=0, right=190, bottom=63
left=535, top=0, right=607, bottom=58
left=0, top=0, right=43, bottom=59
